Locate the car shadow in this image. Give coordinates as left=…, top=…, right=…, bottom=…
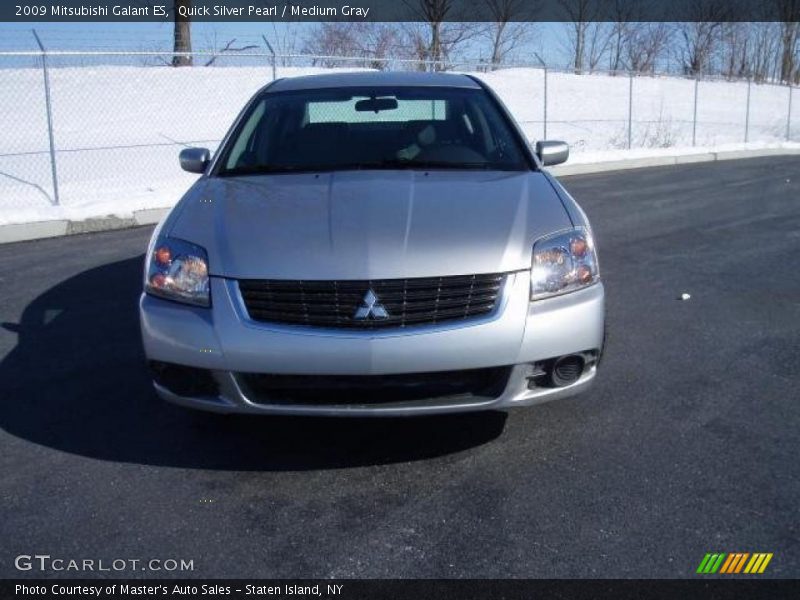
left=0, top=256, right=506, bottom=471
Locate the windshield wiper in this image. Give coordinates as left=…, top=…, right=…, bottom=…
left=218, top=159, right=517, bottom=177
left=218, top=162, right=419, bottom=176
left=218, top=164, right=344, bottom=177
left=350, top=158, right=513, bottom=171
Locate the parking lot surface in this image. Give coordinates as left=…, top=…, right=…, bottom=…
left=1, top=157, right=798, bottom=577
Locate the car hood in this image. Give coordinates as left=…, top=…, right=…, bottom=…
left=167, top=170, right=572, bottom=279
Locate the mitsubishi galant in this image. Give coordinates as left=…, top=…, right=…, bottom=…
left=139, top=72, right=605, bottom=416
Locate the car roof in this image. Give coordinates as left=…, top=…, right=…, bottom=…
left=267, top=71, right=482, bottom=93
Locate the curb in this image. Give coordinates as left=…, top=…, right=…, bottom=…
left=1, top=149, right=798, bottom=245
left=0, top=207, right=170, bottom=245
left=549, top=147, right=800, bottom=177
left=0, top=220, right=70, bottom=244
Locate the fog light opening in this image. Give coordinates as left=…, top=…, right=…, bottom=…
left=149, top=361, right=219, bottom=398
left=549, top=355, right=585, bottom=387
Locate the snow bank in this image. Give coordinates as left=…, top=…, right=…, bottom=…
left=0, top=65, right=795, bottom=226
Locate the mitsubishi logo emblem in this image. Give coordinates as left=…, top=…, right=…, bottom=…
left=354, top=289, right=389, bottom=320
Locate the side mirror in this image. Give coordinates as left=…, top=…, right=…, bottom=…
left=535, top=141, right=569, bottom=167
left=179, top=147, right=211, bottom=174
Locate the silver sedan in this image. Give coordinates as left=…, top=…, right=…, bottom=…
left=139, top=71, right=605, bottom=416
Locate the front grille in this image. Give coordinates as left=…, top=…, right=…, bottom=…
left=237, top=367, right=512, bottom=406
left=238, top=273, right=506, bottom=329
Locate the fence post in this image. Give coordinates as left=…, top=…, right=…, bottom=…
left=788, top=85, right=793, bottom=141
left=692, top=77, right=699, bottom=147
left=261, top=35, right=277, bottom=81
left=744, top=78, right=751, bottom=143
left=627, top=71, right=633, bottom=149
left=543, top=67, right=548, bottom=139
left=32, top=29, right=60, bottom=206
left=534, top=53, right=547, bottom=140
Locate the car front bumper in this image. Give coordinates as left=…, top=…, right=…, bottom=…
left=140, top=272, right=605, bottom=416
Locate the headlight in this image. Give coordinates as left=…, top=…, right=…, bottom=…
left=144, top=236, right=210, bottom=307
left=530, top=227, right=599, bottom=300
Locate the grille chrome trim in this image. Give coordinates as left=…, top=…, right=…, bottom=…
left=237, top=273, right=508, bottom=330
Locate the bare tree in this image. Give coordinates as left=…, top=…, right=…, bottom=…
left=675, top=22, right=723, bottom=75
left=606, top=0, right=640, bottom=72
left=403, top=0, right=451, bottom=66
left=402, top=1, right=483, bottom=69
left=203, top=38, right=259, bottom=67
left=585, top=22, right=613, bottom=70
left=715, top=0, right=800, bottom=84
left=673, top=0, right=731, bottom=75
left=717, top=13, right=789, bottom=83
left=625, top=23, right=671, bottom=73
left=484, top=0, right=537, bottom=68
left=302, top=23, right=361, bottom=66
left=268, top=22, right=303, bottom=66
left=608, top=23, right=628, bottom=72
left=302, top=23, right=402, bottom=69
left=719, top=23, right=751, bottom=79
left=361, top=24, right=403, bottom=70
left=557, top=0, right=604, bottom=73
left=751, top=23, right=783, bottom=82
left=172, top=0, right=192, bottom=66
left=775, top=0, right=800, bottom=83
left=399, top=24, right=430, bottom=68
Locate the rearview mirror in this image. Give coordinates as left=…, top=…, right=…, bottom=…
left=535, top=141, right=569, bottom=167
left=355, top=97, right=398, bottom=113
left=179, top=147, right=211, bottom=174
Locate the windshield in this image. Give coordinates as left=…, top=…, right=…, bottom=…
left=217, top=86, right=529, bottom=176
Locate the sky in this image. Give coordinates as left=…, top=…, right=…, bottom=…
left=0, top=21, right=567, bottom=66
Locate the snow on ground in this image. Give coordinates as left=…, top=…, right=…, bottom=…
left=0, top=65, right=796, bottom=226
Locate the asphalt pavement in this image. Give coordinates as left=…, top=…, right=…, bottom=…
left=1, top=157, right=798, bottom=578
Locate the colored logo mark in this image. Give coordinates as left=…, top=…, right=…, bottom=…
left=696, top=553, right=773, bottom=574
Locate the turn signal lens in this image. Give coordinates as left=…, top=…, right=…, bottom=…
left=577, top=264, right=593, bottom=284
left=570, top=237, right=588, bottom=257
left=154, top=246, right=171, bottom=266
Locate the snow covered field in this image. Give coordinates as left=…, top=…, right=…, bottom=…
left=0, top=65, right=797, bottom=226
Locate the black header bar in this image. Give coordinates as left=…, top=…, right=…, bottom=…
left=4, top=579, right=800, bottom=600
left=4, top=0, right=798, bottom=23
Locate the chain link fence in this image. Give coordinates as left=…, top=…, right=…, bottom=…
left=0, top=49, right=796, bottom=223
